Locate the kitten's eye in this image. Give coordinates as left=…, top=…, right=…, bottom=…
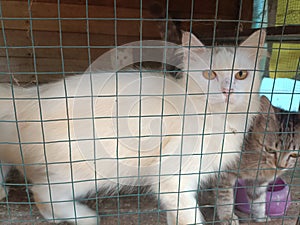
left=265, top=147, right=276, bottom=154
left=235, top=70, right=248, bottom=80
left=203, top=70, right=217, bottom=80
left=289, top=153, right=299, bottom=158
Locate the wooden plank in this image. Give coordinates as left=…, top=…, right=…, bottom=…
left=0, top=0, right=244, bottom=37
left=3, top=47, right=116, bottom=62
left=0, top=29, right=151, bottom=59
left=1, top=1, right=131, bottom=19
left=0, top=1, right=160, bottom=37
left=6, top=0, right=242, bottom=19
left=2, top=18, right=161, bottom=38
left=1, top=29, right=140, bottom=47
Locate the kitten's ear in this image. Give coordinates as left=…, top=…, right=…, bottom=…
left=240, top=29, right=266, bottom=48
left=182, top=31, right=205, bottom=48
left=260, top=95, right=275, bottom=116
left=253, top=96, right=275, bottom=135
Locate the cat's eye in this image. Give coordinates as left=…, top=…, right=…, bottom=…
left=203, top=70, right=217, bottom=80
left=235, top=70, right=248, bottom=80
left=265, top=147, right=276, bottom=154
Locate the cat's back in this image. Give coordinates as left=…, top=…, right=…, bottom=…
left=0, top=71, right=206, bottom=162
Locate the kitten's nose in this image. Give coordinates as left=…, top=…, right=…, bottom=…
left=276, top=159, right=287, bottom=169
left=222, top=88, right=233, bottom=97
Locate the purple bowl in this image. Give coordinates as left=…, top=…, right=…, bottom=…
left=234, top=177, right=291, bottom=217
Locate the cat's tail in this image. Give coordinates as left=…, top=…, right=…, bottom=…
left=149, top=2, right=182, bottom=44
left=148, top=2, right=184, bottom=79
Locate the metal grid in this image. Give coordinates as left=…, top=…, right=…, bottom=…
left=0, top=0, right=299, bottom=225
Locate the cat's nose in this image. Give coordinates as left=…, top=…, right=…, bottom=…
left=222, top=88, right=234, bottom=97
left=276, top=160, right=287, bottom=169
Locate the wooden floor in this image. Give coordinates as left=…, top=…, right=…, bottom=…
left=0, top=162, right=299, bottom=225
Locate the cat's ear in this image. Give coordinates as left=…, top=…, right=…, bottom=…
left=240, top=29, right=266, bottom=48
left=181, top=32, right=206, bottom=68
left=182, top=32, right=205, bottom=48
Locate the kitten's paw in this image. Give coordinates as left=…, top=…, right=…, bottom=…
left=254, top=216, right=271, bottom=223
left=219, top=214, right=239, bottom=225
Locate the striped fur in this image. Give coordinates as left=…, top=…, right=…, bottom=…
left=214, top=96, right=300, bottom=224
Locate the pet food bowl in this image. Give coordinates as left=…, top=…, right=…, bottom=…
left=234, top=177, right=291, bottom=217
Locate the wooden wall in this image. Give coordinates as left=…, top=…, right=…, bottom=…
left=0, top=0, right=253, bottom=83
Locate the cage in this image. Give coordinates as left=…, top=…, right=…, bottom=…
left=0, top=0, right=299, bottom=225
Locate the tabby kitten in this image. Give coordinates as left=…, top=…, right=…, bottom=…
left=215, top=96, right=300, bottom=224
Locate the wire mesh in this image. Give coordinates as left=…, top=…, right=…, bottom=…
left=0, top=0, right=299, bottom=225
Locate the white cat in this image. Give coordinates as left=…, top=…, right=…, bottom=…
left=0, top=30, right=265, bottom=225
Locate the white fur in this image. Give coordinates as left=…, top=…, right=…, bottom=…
left=0, top=163, right=10, bottom=200
left=0, top=30, right=265, bottom=224
left=251, top=184, right=271, bottom=222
